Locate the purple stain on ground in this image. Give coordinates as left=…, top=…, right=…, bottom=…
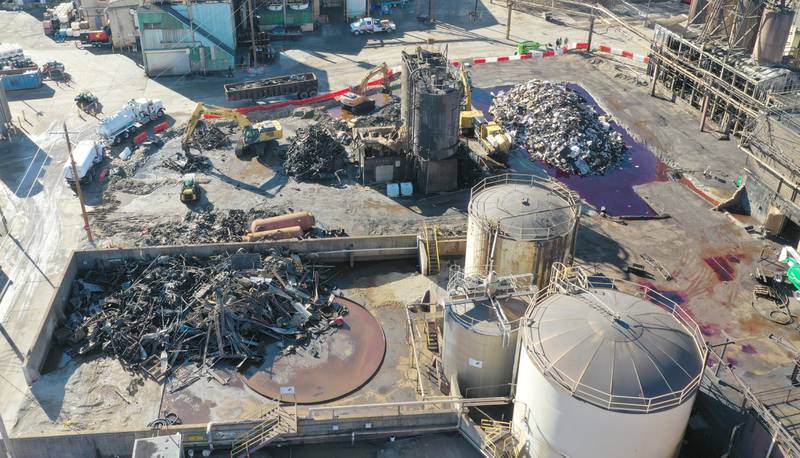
left=741, top=343, right=758, bottom=354
left=725, top=356, right=738, bottom=367
left=472, top=84, right=668, bottom=216
left=699, top=322, right=721, bottom=337
left=703, top=256, right=736, bottom=282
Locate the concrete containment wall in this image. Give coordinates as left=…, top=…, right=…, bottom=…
left=10, top=409, right=459, bottom=457
left=24, top=235, right=419, bottom=384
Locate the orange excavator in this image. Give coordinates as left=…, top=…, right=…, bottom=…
left=337, top=63, right=391, bottom=114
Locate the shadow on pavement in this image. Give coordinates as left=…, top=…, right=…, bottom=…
left=0, top=130, right=52, bottom=198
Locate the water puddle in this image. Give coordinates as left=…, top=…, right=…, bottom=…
left=471, top=83, right=670, bottom=216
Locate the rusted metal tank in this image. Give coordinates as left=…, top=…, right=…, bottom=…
left=244, top=226, right=304, bottom=242
left=250, top=212, right=315, bottom=233
left=753, top=6, right=795, bottom=65
left=464, top=174, right=581, bottom=290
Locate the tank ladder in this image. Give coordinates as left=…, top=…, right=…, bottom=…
left=230, top=404, right=296, bottom=458
left=480, top=419, right=516, bottom=457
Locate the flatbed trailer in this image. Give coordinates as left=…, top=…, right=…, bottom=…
left=224, top=72, right=319, bottom=102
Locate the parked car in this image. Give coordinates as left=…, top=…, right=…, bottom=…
left=269, top=25, right=302, bottom=41
left=350, top=17, right=396, bottom=35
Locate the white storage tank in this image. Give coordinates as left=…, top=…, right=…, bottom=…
left=442, top=268, right=536, bottom=398
left=513, top=268, right=706, bottom=458
left=464, top=174, right=580, bottom=289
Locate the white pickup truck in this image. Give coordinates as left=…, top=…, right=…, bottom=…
left=97, top=98, right=165, bottom=145
left=350, top=17, right=396, bottom=35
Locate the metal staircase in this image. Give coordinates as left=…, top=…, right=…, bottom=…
left=158, top=3, right=236, bottom=58
left=230, top=404, right=296, bottom=458
left=480, top=419, right=516, bottom=458
left=425, top=319, right=439, bottom=353
left=422, top=223, right=441, bottom=275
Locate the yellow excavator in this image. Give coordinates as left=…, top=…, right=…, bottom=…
left=458, top=65, right=512, bottom=159
left=182, top=102, right=283, bottom=157
left=338, top=62, right=391, bottom=114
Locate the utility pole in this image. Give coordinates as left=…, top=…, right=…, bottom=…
left=248, top=0, right=257, bottom=66
left=505, top=1, right=513, bottom=39
left=428, top=0, right=433, bottom=22
left=587, top=5, right=596, bottom=51
left=0, top=205, right=7, bottom=235
left=63, top=124, right=94, bottom=245
left=283, top=0, right=288, bottom=28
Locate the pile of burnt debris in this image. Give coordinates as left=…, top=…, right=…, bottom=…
left=56, top=249, right=346, bottom=382
left=184, top=125, right=230, bottom=151
left=352, top=98, right=401, bottom=128
left=283, top=124, right=347, bottom=181
left=160, top=152, right=211, bottom=174
left=139, top=208, right=283, bottom=246
left=490, top=79, right=627, bottom=175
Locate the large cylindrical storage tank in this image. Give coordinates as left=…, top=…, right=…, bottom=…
left=442, top=271, right=535, bottom=398
left=729, top=0, right=764, bottom=52
left=412, top=87, right=461, bottom=160
left=464, top=174, right=580, bottom=290
left=753, top=6, right=796, bottom=65
left=514, top=282, right=706, bottom=458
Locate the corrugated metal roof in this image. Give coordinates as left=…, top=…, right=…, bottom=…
left=525, top=289, right=704, bottom=413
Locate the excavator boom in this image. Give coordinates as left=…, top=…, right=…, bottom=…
left=354, top=62, right=390, bottom=95
left=182, top=102, right=282, bottom=156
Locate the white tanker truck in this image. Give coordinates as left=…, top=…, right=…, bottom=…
left=98, top=98, right=165, bottom=145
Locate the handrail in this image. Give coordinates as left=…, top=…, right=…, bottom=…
left=468, top=174, right=581, bottom=242
left=522, top=264, right=708, bottom=414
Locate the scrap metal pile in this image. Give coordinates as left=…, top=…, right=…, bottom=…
left=57, top=249, right=345, bottom=381
left=489, top=80, right=627, bottom=175
left=183, top=125, right=229, bottom=151
left=161, top=152, right=211, bottom=174
left=140, top=208, right=282, bottom=246
left=284, top=124, right=347, bottom=181
left=352, top=98, right=401, bottom=128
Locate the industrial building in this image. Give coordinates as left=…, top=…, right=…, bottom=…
left=648, top=0, right=800, bottom=245
left=106, top=0, right=142, bottom=51
left=252, top=0, right=321, bottom=32
left=136, top=0, right=236, bottom=76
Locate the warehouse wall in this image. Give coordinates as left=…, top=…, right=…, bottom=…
left=137, top=1, right=236, bottom=73
left=24, top=235, right=419, bottom=383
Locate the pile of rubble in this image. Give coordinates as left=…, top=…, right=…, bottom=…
left=490, top=80, right=627, bottom=175
left=160, top=152, right=211, bottom=174
left=283, top=124, right=347, bottom=181
left=56, top=249, right=346, bottom=381
left=140, top=208, right=284, bottom=246
left=352, top=98, right=401, bottom=128
left=184, top=125, right=229, bottom=151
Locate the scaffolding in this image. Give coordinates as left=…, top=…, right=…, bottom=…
left=649, top=24, right=800, bottom=135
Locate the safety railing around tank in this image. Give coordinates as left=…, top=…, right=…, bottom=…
left=464, top=383, right=516, bottom=398
left=468, top=173, right=581, bottom=242
left=523, top=264, right=708, bottom=414
left=445, top=266, right=537, bottom=337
